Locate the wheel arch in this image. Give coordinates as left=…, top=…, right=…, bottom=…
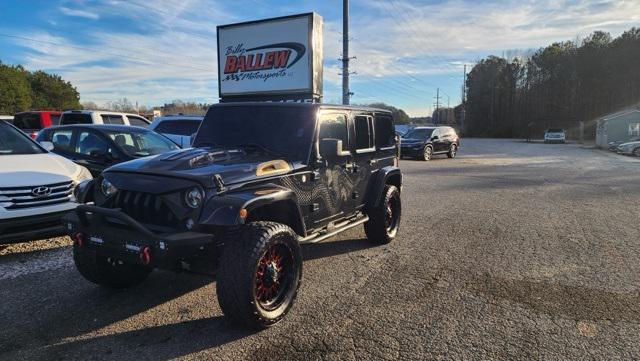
left=366, top=166, right=402, bottom=209
left=199, top=185, right=306, bottom=237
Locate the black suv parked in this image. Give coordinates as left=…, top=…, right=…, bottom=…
left=64, top=102, right=402, bottom=329
left=400, top=126, right=459, bottom=161
left=36, top=125, right=180, bottom=176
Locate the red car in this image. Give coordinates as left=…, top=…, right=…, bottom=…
left=12, top=111, right=62, bottom=139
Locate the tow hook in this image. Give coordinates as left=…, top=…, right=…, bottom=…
left=73, top=232, right=85, bottom=247
left=140, top=246, right=152, bottom=265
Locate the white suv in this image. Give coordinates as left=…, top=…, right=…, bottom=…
left=148, top=114, right=204, bottom=147
left=0, top=121, right=92, bottom=244
left=59, top=110, right=150, bottom=127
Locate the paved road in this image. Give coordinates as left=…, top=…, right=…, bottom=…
left=2, top=139, right=640, bottom=360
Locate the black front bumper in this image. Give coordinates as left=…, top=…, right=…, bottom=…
left=63, top=205, right=214, bottom=269
left=0, top=211, right=69, bottom=244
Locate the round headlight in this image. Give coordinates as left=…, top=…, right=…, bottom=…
left=185, top=187, right=203, bottom=208
left=101, top=178, right=117, bottom=197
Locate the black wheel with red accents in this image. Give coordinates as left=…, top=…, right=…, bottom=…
left=217, top=222, right=302, bottom=329
left=364, top=185, right=401, bottom=244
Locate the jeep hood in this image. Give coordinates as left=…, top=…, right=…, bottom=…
left=104, top=148, right=305, bottom=189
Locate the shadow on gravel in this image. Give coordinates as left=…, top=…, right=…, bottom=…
left=38, top=316, right=253, bottom=360
left=301, top=237, right=375, bottom=261
left=0, top=269, right=234, bottom=358
left=471, top=272, right=640, bottom=322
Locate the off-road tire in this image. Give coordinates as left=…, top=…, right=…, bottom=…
left=447, top=144, right=457, bottom=158
left=73, top=244, right=152, bottom=288
left=365, top=185, right=401, bottom=244
left=418, top=145, right=433, bottom=161
left=217, top=222, right=302, bottom=329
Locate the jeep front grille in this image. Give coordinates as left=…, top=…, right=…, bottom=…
left=109, top=190, right=178, bottom=227
left=0, top=181, right=73, bottom=210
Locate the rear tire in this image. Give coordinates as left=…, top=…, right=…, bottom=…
left=217, top=222, right=302, bottom=329
left=365, top=185, right=401, bottom=244
left=633, top=148, right=640, bottom=157
left=73, top=245, right=151, bottom=289
left=447, top=144, right=457, bottom=158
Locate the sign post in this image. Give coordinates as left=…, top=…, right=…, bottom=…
left=217, top=13, right=323, bottom=102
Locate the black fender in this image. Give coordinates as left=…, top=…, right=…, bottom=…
left=199, top=184, right=306, bottom=236
left=366, top=166, right=402, bottom=209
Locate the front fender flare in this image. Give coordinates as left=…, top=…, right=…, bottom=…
left=199, top=185, right=306, bottom=233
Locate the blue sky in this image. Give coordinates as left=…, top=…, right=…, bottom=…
left=1, top=0, right=639, bottom=116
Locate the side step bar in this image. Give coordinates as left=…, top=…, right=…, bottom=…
left=299, top=216, right=369, bottom=245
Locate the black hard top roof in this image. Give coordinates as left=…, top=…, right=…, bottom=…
left=211, top=102, right=393, bottom=115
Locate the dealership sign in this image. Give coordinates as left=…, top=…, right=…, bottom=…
left=217, top=13, right=323, bottom=101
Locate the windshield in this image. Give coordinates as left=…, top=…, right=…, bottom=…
left=104, top=129, right=179, bottom=157
left=402, top=128, right=434, bottom=139
left=194, top=105, right=316, bottom=162
left=547, top=129, right=564, bottom=133
left=0, top=121, right=45, bottom=155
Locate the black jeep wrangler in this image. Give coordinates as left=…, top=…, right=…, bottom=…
left=64, top=102, right=402, bottom=329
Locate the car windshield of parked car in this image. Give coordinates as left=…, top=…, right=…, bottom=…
left=402, top=128, right=434, bottom=139
left=547, top=129, right=564, bottom=133
left=0, top=121, right=44, bottom=155
left=103, top=129, right=179, bottom=157
left=194, top=106, right=316, bottom=162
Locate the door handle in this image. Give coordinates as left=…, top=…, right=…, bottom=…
left=369, top=159, right=378, bottom=166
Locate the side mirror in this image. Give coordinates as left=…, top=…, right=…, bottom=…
left=39, top=141, right=54, bottom=152
left=320, top=138, right=350, bottom=158
left=190, top=133, right=196, bottom=147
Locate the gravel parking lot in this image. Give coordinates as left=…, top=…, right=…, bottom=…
left=1, top=138, right=640, bottom=360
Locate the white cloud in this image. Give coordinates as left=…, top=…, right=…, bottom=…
left=59, top=6, right=100, bottom=20
left=8, top=0, right=640, bottom=113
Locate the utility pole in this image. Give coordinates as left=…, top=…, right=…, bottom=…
left=434, top=88, right=441, bottom=124
left=461, top=64, right=466, bottom=135
left=342, top=0, right=350, bottom=105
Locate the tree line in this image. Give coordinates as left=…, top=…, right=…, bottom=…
left=465, top=27, right=640, bottom=138
left=0, top=61, right=81, bottom=114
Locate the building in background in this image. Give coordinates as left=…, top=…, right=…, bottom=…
left=595, top=106, right=640, bottom=148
